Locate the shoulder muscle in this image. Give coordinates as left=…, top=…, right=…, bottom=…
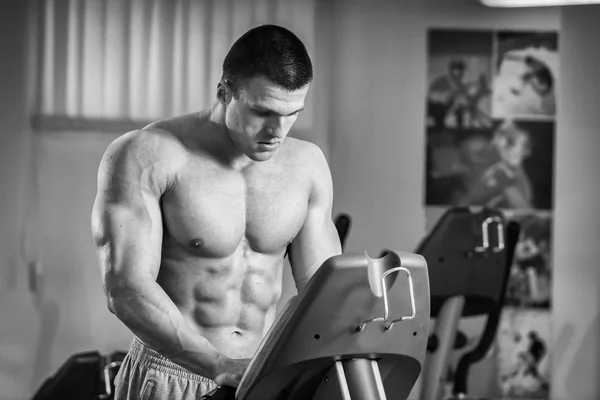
left=97, top=128, right=186, bottom=201
left=298, top=141, right=332, bottom=205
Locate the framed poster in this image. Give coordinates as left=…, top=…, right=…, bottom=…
left=425, top=29, right=557, bottom=212
left=497, top=308, right=551, bottom=398
left=424, top=28, right=558, bottom=400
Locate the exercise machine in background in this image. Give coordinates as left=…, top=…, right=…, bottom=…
left=416, top=207, right=520, bottom=400
left=377, top=208, right=519, bottom=400
left=31, top=350, right=126, bottom=400
left=334, top=213, right=352, bottom=251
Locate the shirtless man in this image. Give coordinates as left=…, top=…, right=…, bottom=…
left=91, top=25, right=342, bottom=399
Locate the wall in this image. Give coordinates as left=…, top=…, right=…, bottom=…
left=0, top=6, right=130, bottom=389
left=0, top=1, right=43, bottom=398
left=328, top=0, right=560, bottom=398
left=550, top=6, right=600, bottom=400
left=329, top=0, right=560, bottom=263
left=0, top=2, right=137, bottom=398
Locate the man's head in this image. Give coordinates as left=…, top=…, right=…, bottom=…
left=492, top=121, right=531, bottom=167
left=459, top=135, right=495, bottom=167
left=217, top=25, right=313, bottom=161
left=449, top=59, right=466, bottom=81
left=221, top=24, right=313, bottom=96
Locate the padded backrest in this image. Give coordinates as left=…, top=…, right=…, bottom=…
left=334, top=213, right=352, bottom=251
left=452, top=219, right=521, bottom=394
left=32, top=351, right=102, bottom=400
left=416, top=207, right=510, bottom=317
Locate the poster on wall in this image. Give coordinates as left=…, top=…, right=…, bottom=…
left=492, top=31, right=558, bottom=119
left=424, top=28, right=558, bottom=400
left=497, top=307, right=551, bottom=399
left=504, top=210, right=553, bottom=309
left=425, top=29, right=558, bottom=212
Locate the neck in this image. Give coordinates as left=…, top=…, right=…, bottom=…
left=207, top=102, right=254, bottom=170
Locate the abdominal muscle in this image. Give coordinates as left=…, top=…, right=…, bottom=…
left=157, top=239, right=285, bottom=360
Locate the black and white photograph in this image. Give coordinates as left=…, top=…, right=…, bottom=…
left=425, top=28, right=556, bottom=211
left=5, top=1, right=600, bottom=400
left=426, top=29, right=494, bottom=131
left=492, top=31, right=559, bottom=119
left=497, top=308, right=551, bottom=399
left=504, top=210, right=553, bottom=309
left=425, top=118, right=554, bottom=210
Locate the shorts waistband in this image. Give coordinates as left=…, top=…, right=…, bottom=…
left=130, top=336, right=215, bottom=384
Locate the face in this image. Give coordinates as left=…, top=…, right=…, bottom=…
left=220, top=76, right=309, bottom=162
left=449, top=66, right=464, bottom=81
left=495, top=131, right=530, bottom=167
left=460, top=136, right=493, bottom=166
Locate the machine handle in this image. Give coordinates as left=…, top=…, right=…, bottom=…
left=99, top=360, right=123, bottom=399
left=475, top=216, right=505, bottom=253
left=356, top=266, right=416, bottom=332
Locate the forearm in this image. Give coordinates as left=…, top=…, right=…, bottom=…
left=108, top=280, right=227, bottom=379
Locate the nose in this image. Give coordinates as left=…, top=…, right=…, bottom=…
left=267, top=117, right=286, bottom=139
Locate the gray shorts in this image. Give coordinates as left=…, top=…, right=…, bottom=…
left=114, top=337, right=219, bottom=400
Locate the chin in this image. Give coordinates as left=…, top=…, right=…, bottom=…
left=247, top=151, right=275, bottom=162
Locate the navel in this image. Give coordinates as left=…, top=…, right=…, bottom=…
left=189, top=238, right=205, bottom=249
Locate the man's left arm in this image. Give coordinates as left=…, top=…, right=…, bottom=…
left=288, top=144, right=342, bottom=292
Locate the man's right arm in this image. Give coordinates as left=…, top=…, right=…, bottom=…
left=91, top=129, right=248, bottom=386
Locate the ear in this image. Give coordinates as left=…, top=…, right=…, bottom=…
left=217, top=80, right=233, bottom=106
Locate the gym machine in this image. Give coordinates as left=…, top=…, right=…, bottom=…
left=416, top=207, right=520, bottom=400
left=32, top=208, right=519, bottom=400
left=31, top=350, right=126, bottom=400
left=236, top=250, right=430, bottom=400
left=334, top=212, right=352, bottom=251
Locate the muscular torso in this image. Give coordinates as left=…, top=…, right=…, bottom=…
left=150, top=114, right=311, bottom=359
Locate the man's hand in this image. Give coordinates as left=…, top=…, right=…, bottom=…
left=213, top=357, right=252, bottom=388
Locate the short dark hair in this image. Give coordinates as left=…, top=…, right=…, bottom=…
left=221, top=24, right=313, bottom=95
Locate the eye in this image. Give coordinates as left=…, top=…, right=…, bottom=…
left=253, top=109, right=271, bottom=117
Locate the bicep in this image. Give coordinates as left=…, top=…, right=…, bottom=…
left=289, top=206, right=341, bottom=287
left=288, top=146, right=342, bottom=290
left=92, top=198, right=163, bottom=284
left=91, top=135, right=166, bottom=295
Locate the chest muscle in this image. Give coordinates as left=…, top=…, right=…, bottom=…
left=162, top=165, right=309, bottom=257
